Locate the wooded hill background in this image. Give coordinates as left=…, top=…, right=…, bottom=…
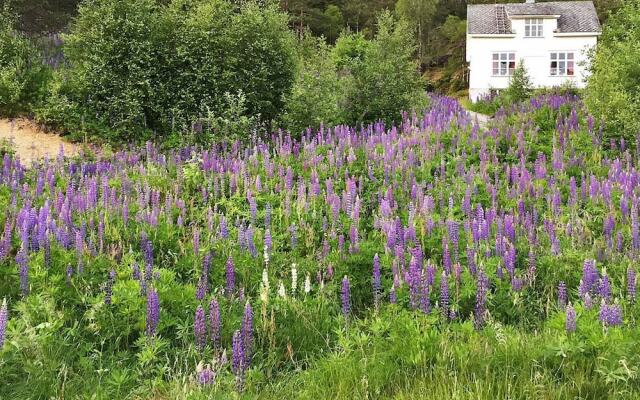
left=0, top=0, right=623, bottom=94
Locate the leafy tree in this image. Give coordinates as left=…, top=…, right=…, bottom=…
left=338, top=11, right=426, bottom=125
left=332, top=29, right=370, bottom=71
left=395, top=0, right=438, bottom=64
left=506, top=61, right=533, bottom=103
left=591, top=0, right=623, bottom=23
left=428, top=14, right=466, bottom=93
left=585, top=0, right=640, bottom=143
left=322, top=4, right=343, bottom=43
left=281, top=34, right=342, bottom=135
left=0, top=0, right=81, bottom=33
left=61, top=0, right=160, bottom=139
left=341, top=0, right=395, bottom=36
left=50, top=0, right=296, bottom=141
left=0, top=5, right=50, bottom=116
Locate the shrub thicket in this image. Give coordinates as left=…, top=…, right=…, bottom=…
left=280, top=34, right=343, bottom=136
left=585, top=0, right=640, bottom=144
left=5, top=0, right=427, bottom=144
left=0, top=6, right=50, bottom=116
left=336, top=12, right=427, bottom=126
left=39, top=0, right=296, bottom=142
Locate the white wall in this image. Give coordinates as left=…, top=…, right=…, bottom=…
left=467, top=16, right=599, bottom=102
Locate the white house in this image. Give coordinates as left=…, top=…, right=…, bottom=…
left=466, top=0, right=601, bottom=102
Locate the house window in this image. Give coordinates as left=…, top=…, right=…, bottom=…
left=550, top=52, right=575, bottom=76
left=492, top=52, right=516, bottom=76
left=525, top=18, right=544, bottom=37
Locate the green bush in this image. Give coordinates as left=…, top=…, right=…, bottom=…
left=337, top=12, right=427, bottom=126
left=0, top=6, right=51, bottom=117
left=281, top=34, right=343, bottom=136
left=505, top=62, right=533, bottom=103
left=160, top=0, right=295, bottom=134
left=281, top=14, right=427, bottom=135
left=45, top=0, right=296, bottom=143
left=585, top=0, right=640, bottom=144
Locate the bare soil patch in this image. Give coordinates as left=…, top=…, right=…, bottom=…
left=0, top=118, right=78, bottom=164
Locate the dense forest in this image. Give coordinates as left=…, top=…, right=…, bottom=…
left=1, top=0, right=624, bottom=94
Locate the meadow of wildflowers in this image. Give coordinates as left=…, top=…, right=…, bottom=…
left=0, top=94, right=639, bottom=399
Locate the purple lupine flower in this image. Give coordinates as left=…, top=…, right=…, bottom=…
left=193, top=228, right=200, bottom=256
left=146, top=288, right=159, bottom=337
left=341, top=275, right=351, bottom=320
left=408, top=255, right=421, bottom=309
left=584, top=292, right=593, bottom=310
left=420, top=271, right=431, bottom=314
left=196, top=277, right=208, bottom=301
left=466, top=247, right=476, bottom=276
left=558, top=281, right=567, bottom=310
left=141, top=233, right=154, bottom=280
left=246, top=226, right=258, bottom=258
left=474, top=269, right=489, bottom=329
left=599, top=303, right=623, bottom=327
left=389, top=285, right=397, bottom=304
left=349, top=224, right=359, bottom=254
left=197, top=363, right=216, bottom=385
left=632, top=211, right=639, bottom=251
left=326, top=264, right=334, bottom=281
left=43, top=237, right=51, bottom=269
left=440, top=272, right=449, bottom=319
left=242, top=302, right=253, bottom=365
left=219, top=216, right=228, bottom=239
left=0, top=298, right=7, bottom=348
left=265, top=203, right=272, bottom=227
left=132, top=262, right=141, bottom=281
left=579, top=259, right=599, bottom=298
left=202, top=253, right=212, bottom=278
left=566, top=303, right=576, bottom=334
left=209, top=297, right=221, bottom=349
left=628, top=267, right=637, bottom=303
left=232, top=330, right=246, bottom=388
left=248, top=195, right=257, bottom=223
left=16, top=248, right=29, bottom=296
left=372, top=253, right=382, bottom=309
left=105, top=269, right=116, bottom=305
left=598, top=275, right=611, bottom=301
left=194, top=305, right=207, bottom=352
left=442, top=241, right=451, bottom=274
left=226, top=256, right=235, bottom=297
left=75, top=229, right=84, bottom=274
left=289, top=224, right=297, bottom=249
left=447, top=220, right=459, bottom=261
left=264, top=229, right=272, bottom=253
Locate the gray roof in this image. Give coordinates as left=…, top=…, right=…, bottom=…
left=467, top=1, right=601, bottom=35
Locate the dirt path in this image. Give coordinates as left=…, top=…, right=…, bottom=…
left=467, top=110, right=491, bottom=127
left=0, top=118, right=78, bottom=164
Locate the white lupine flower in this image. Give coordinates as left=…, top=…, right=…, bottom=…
left=291, top=264, right=298, bottom=294
left=263, top=245, right=270, bottom=265
left=196, top=360, right=205, bottom=374
left=278, top=280, right=286, bottom=298
left=304, top=274, right=311, bottom=294
left=262, top=268, right=270, bottom=292
left=259, top=282, right=268, bottom=303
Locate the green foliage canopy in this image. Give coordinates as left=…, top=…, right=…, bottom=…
left=54, top=0, right=296, bottom=142
left=336, top=12, right=426, bottom=126
left=585, top=0, right=640, bottom=143
left=0, top=6, right=50, bottom=116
